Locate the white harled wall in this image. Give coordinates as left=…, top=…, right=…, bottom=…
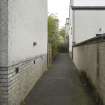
left=0, top=0, right=48, bottom=105
left=8, top=0, right=48, bottom=66
left=74, top=10, right=105, bottom=43
left=69, top=6, right=73, bottom=55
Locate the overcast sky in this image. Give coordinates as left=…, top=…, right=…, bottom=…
left=48, top=0, right=105, bottom=28
left=48, top=0, right=70, bottom=28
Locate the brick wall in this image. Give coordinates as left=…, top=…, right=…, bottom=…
left=73, top=41, right=105, bottom=104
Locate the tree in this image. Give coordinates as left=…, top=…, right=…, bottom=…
left=59, top=27, right=66, bottom=39
left=48, top=14, right=59, bottom=59
left=59, top=27, right=69, bottom=53
left=48, top=14, right=59, bottom=43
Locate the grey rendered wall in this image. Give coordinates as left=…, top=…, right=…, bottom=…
left=73, top=41, right=105, bottom=104
left=74, top=10, right=105, bottom=43
left=0, top=0, right=8, bottom=104
left=8, top=55, right=47, bottom=105
left=0, top=0, right=8, bottom=66
left=99, top=42, right=105, bottom=104
left=73, top=44, right=97, bottom=86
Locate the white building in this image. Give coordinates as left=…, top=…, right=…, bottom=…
left=65, top=18, right=70, bottom=39
left=69, top=0, right=105, bottom=44
left=69, top=0, right=105, bottom=104
left=65, top=18, right=70, bottom=52
left=69, top=0, right=105, bottom=55
left=0, top=0, right=47, bottom=105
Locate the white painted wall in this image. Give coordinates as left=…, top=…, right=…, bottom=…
left=8, top=0, right=48, bottom=66
left=69, top=7, right=73, bottom=53
left=69, top=28, right=73, bottom=52
left=74, top=10, right=105, bottom=43
left=65, top=23, right=69, bottom=36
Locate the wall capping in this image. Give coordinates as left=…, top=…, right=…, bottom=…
left=73, top=34, right=105, bottom=47
left=71, top=6, right=105, bottom=10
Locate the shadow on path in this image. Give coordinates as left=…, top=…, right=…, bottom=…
left=24, top=53, right=96, bottom=105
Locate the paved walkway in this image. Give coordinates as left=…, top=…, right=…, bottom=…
left=24, top=54, right=96, bottom=105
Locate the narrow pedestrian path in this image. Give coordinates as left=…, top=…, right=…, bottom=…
left=24, top=53, right=96, bottom=105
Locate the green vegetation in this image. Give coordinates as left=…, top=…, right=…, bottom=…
left=48, top=14, right=59, bottom=59
left=48, top=14, right=66, bottom=60
left=58, top=28, right=68, bottom=53
left=59, top=27, right=66, bottom=39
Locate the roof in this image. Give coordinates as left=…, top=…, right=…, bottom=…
left=71, top=0, right=105, bottom=10
left=72, top=6, right=105, bottom=10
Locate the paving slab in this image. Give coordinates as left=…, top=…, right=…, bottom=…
left=24, top=53, right=96, bottom=105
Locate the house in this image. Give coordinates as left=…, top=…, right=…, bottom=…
left=65, top=18, right=70, bottom=41
left=65, top=18, right=70, bottom=52
left=0, top=0, right=47, bottom=104
left=69, top=0, right=105, bottom=104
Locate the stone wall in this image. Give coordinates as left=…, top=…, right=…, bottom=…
left=73, top=39, right=105, bottom=104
